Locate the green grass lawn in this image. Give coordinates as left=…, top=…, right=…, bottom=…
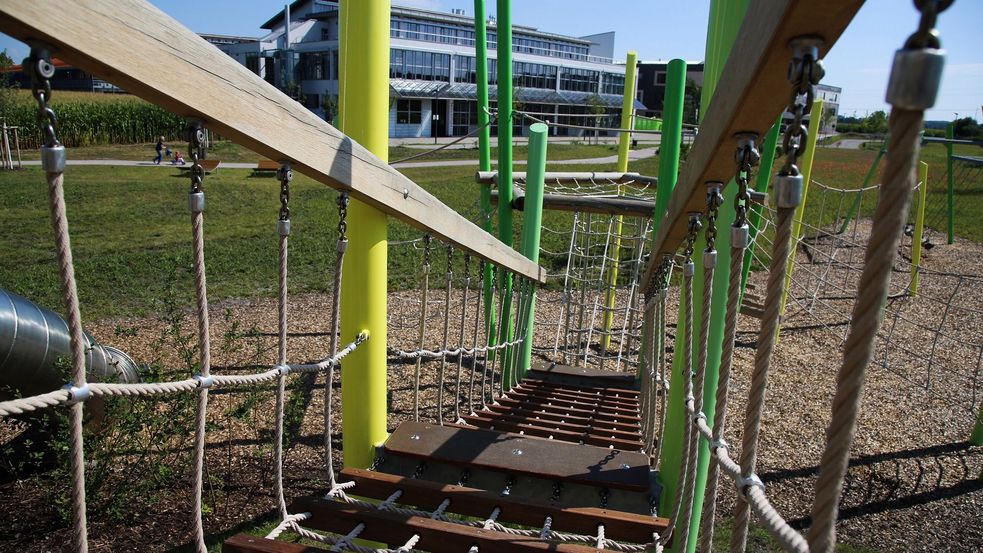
left=16, top=140, right=628, bottom=165
left=1, top=142, right=979, bottom=323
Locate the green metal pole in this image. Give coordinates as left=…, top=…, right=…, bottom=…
left=972, top=403, right=983, bottom=446
left=838, top=139, right=887, bottom=235
left=601, top=51, right=639, bottom=353
left=741, top=118, right=780, bottom=292
left=910, top=161, right=929, bottom=296
left=474, top=0, right=496, bottom=354
left=496, top=0, right=515, bottom=386
left=338, top=0, right=390, bottom=471
left=518, top=123, right=548, bottom=379
left=641, top=57, right=685, bottom=390
left=658, top=2, right=750, bottom=550
left=946, top=122, right=955, bottom=244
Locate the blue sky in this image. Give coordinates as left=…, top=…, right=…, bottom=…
left=2, top=0, right=979, bottom=122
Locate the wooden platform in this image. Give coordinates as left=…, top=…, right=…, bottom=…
left=224, top=368, right=661, bottom=552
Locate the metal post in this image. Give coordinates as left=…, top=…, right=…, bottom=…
left=741, top=118, right=780, bottom=292
left=910, top=161, right=929, bottom=295
left=474, top=0, right=496, bottom=353
left=946, top=122, right=955, bottom=244
left=496, top=0, right=516, bottom=385
left=518, top=123, right=548, bottom=379
left=338, top=0, right=390, bottom=471
left=601, top=51, right=638, bottom=353
left=658, top=2, right=750, bottom=550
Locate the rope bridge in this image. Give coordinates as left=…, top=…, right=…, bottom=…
left=2, top=1, right=978, bottom=553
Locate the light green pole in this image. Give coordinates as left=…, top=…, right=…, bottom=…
left=495, top=0, right=516, bottom=385
left=657, top=2, right=750, bottom=550
left=601, top=50, right=639, bottom=353
left=474, top=0, right=496, bottom=352
left=909, top=161, right=929, bottom=296
left=946, top=122, right=955, bottom=244
left=741, top=118, right=780, bottom=292
left=518, top=123, right=548, bottom=378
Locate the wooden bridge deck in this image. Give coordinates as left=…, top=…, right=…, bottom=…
left=224, top=366, right=665, bottom=552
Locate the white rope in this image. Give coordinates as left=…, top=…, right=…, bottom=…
left=190, top=189, right=211, bottom=553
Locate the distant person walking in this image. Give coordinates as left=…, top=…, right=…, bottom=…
left=153, top=136, right=165, bottom=165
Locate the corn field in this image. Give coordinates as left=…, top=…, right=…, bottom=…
left=0, top=91, right=185, bottom=148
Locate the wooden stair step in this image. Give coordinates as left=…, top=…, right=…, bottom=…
left=462, top=414, right=643, bottom=450
left=338, top=467, right=667, bottom=543
left=384, top=421, right=650, bottom=492
left=527, top=361, right=638, bottom=390
left=484, top=403, right=640, bottom=432
left=495, top=395, right=641, bottom=423
left=519, top=379, right=639, bottom=399
left=468, top=411, right=642, bottom=441
left=224, top=534, right=320, bottom=553
left=503, top=389, right=639, bottom=415
left=512, top=384, right=640, bottom=409
left=290, top=496, right=604, bottom=552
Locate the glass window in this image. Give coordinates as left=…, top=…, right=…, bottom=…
left=397, top=99, right=422, bottom=125
left=560, top=67, right=599, bottom=92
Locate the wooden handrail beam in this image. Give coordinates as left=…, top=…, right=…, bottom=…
left=0, top=0, right=543, bottom=283
left=640, top=0, right=863, bottom=288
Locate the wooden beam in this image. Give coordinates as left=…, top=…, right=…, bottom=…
left=491, top=190, right=657, bottom=217
left=640, top=0, right=864, bottom=288
left=0, top=0, right=543, bottom=283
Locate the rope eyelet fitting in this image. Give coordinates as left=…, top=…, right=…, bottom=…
left=194, top=374, right=215, bottom=389
left=276, top=365, right=290, bottom=377
left=703, top=249, right=718, bottom=269
left=886, top=46, right=945, bottom=111
left=63, top=382, right=91, bottom=405
left=41, top=144, right=66, bottom=173
left=683, top=260, right=695, bottom=277
left=736, top=473, right=765, bottom=501
left=732, top=224, right=750, bottom=249
left=693, top=411, right=707, bottom=424
left=773, top=172, right=804, bottom=209
left=278, top=219, right=291, bottom=237
left=711, top=437, right=730, bottom=453
left=189, top=191, right=205, bottom=213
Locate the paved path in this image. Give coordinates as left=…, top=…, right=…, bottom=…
left=18, top=146, right=660, bottom=170
left=826, top=138, right=867, bottom=150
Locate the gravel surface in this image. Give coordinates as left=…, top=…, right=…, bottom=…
left=1, top=220, right=981, bottom=552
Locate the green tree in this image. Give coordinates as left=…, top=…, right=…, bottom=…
left=0, top=49, right=17, bottom=119
left=585, top=93, right=606, bottom=145
left=952, top=116, right=982, bottom=139
left=860, top=110, right=888, bottom=135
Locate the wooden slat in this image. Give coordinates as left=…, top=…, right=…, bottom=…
left=521, top=379, right=640, bottom=398
left=385, top=421, right=650, bottom=491
left=223, top=534, right=321, bottom=553
left=0, top=0, right=543, bottom=283
left=339, top=467, right=667, bottom=543
left=463, top=414, right=643, bottom=449
left=484, top=403, right=640, bottom=432
left=502, top=389, right=640, bottom=416
left=640, top=0, right=864, bottom=288
left=528, top=362, right=638, bottom=388
left=492, top=190, right=657, bottom=218
left=471, top=411, right=642, bottom=441
left=476, top=171, right=658, bottom=187
left=514, top=384, right=640, bottom=408
left=292, top=497, right=602, bottom=553
left=494, top=396, right=640, bottom=424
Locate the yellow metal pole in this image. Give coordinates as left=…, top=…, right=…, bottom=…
left=339, top=0, right=390, bottom=470
left=600, top=51, right=638, bottom=353
left=778, top=98, right=824, bottom=328
left=910, top=161, right=929, bottom=296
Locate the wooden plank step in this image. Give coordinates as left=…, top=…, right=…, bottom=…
left=512, top=385, right=640, bottom=409
left=528, top=362, right=638, bottom=390
left=462, top=414, right=643, bottom=450
left=339, top=468, right=667, bottom=543
left=491, top=397, right=640, bottom=426
left=291, top=496, right=604, bottom=552
left=739, top=300, right=765, bottom=319
left=478, top=404, right=640, bottom=432
left=469, top=411, right=642, bottom=441
left=223, top=535, right=320, bottom=553
left=496, top=394, right=641, bottom=421
left=483, top=404, right=641, bottom=434
left=519, top=379, right=640, bottom=398
left=503, top=389, right=639, bottom=415
left=385, top=421, right=650, bottom=491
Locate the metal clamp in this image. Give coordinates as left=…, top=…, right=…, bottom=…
left=194, top=374, right=215, bottom=389
left=711, top=437, right=730, bottom=453
left=188, top=191, right=206, bottom=213
left=275, top=365, right=290, bottom=377
left=736, top=472, right=766, bottom=501
left=63, top=382, right=91, bottom=405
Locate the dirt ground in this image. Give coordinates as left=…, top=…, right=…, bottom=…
left=1, top=222, right=982, bottom=552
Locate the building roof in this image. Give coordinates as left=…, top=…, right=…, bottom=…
left=389, top=79, right=646, bottom=110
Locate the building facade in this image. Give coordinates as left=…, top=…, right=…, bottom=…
left=212, top=0, right=643, bottom=138
left=636, top=60, right=704, bottom=119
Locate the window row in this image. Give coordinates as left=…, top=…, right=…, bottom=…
left=390, top=49, right=451, bottom=81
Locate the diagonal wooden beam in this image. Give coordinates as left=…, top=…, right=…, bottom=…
left=641, top=0, right=864, bottom=288
left=0, top=0, right=544, bottom=283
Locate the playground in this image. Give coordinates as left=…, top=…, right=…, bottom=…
left=0, top=1, right=982, bottom=553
